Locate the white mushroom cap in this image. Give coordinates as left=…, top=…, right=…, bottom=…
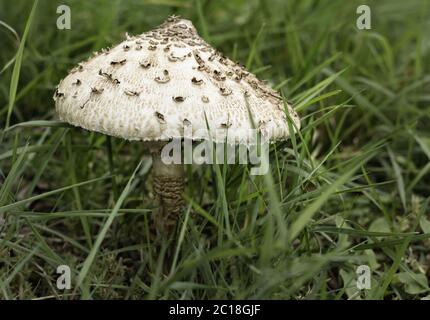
left=54, top=16, right=300, bottom=145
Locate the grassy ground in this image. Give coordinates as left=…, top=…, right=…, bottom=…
left=0, top=0, right=429, bottom=300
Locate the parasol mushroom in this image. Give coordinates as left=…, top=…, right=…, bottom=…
left=54, top=16, right=300, bottom=233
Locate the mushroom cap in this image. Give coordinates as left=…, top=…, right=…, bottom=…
left=54, top=16, right=300, bottom=144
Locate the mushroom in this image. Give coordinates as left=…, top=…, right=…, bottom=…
left=54, top=16, right=300, bottom=233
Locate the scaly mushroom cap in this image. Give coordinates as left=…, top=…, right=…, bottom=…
left=54, top=16, right=300, bottom=144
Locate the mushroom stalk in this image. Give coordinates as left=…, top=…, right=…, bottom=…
left=151, top=150, right=184, bottom=233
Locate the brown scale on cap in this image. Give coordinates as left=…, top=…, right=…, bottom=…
left=99, top=69, right=121, bottom=84
left=172, top=96, right=185, bottom=103
left=219, top=86, right=232, bottom=96
left=124, top=90, right=139, bottom=96
left=220, top=121, right=232, bottom=129
left=155, top=70, right=170, bottom=83
left=155, top=111, right=165, bottom=123
left=213, top=70, right=226, bottom=81
left=54, top=89, right=65, bottom=99
left=139, top=60, right=151, bottom=68
left=168, top=52, right=186, bottom=62
left=91, top=87, right=104, bottom=94
left=191, top=77, right=203, bottom=85
left=110, top=59, right=127, bottom=66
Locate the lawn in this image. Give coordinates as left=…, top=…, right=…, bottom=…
left=0, top=0, right=429, bottom=300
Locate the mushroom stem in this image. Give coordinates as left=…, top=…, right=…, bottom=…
left=151, top=150, right=184, bottom=233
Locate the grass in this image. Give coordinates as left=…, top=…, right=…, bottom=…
left=0, top=0, right=430, bottom=300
